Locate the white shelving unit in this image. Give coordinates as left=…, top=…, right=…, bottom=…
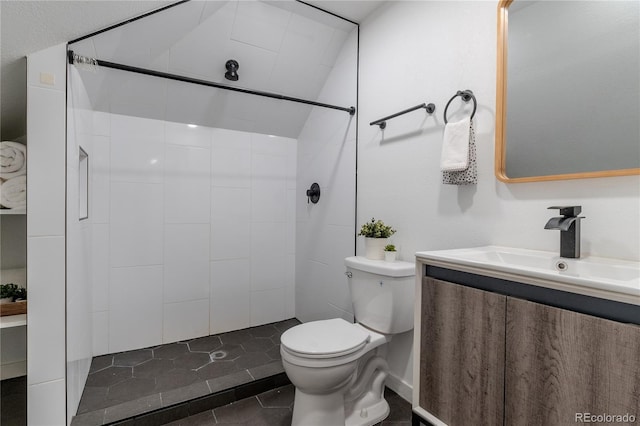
left=0, top=314, right=27, bottom=329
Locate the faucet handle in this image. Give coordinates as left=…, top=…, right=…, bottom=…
left=548, top=206, right=582, bottom=216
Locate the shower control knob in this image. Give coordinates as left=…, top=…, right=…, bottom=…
left=306, top=183, right=320, bottom=204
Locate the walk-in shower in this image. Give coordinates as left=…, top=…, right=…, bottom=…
left=65, top=0, right=358, bottom=423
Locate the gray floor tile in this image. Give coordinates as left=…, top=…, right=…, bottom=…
left=70, top=409, right=105, bottom=426
left=265, top=345, right=281, bottom=361
left=173, top=352, right=212, bottom=370
left=257, top=385, right=295, bottom=408
left=247, top=324, right=279, bottom=338
left=188, top=335, right=223, bottom=353
left=103, top=394, right=162, bottom=424
left=273, top=318, right=300, bottom=333
left=161, top=381, right=210, bottom=407
left=218, top=329, right=253, bottom=345
left=76, top=387, right=109, bottom=414
left=206, top=370, right=253, bottom=394
left=85, top=366, right=132, bottom=388
left=163, top=409, right=216, bottom=426
left=197, top=360, right=239, bottom=381
left=89, top=355, right=114, bottom=374
left=234, top=352, right=272, bottom=370
left=242, top=337, right=275, bottom=352
left=209, top=343, right=244, bottom=361
left=154, top=343, right=190, bottom=359
left=134, top=358, right=175, bottom=378
left=247, top=360, right=284, bottom=380
left=213, top=396, right=263, bottom=423
left=75, top=319, right=298, bottom=425
left=155, top=369, right=201, bottom=393
left=107, top=377, right=157, bottom=403
left=113, top=349, right=153, bottom=367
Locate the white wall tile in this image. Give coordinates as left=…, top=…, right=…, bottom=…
left=251, top=288, right=285, bottom=326
left=109, top=266, right=163, bottom=352
left=251, top=254, right=286, bottom=292
left=165, top=121, right=212, bottom=148
left=93, top=111, right=111, bottom=136
left=28, top=379, right=66, bottom=426
left=231, top=1, right=290, bottom=52
left=210, top=187, right=250, bottom=260
left=210, top=259, right=251, bottom=334
left=164, top=224, right=210, bottom=303
left=164, top=145, right=211, bottom=223
left=26, top=87, right=66, bottom=237
left=110, top=114, right=164, bottom=184
left=163, top=299, right=210, bottom=342
left=110, top=182, right=163, bottom=267
left=92, top=135, right=111, bottom=224
left=211, top=129, right=252, bottom=188
left=93, top=311, right=109, bottom=356
left=92, top=224, right=109, bottom=312
left=27, top=236, right=66, bottom=385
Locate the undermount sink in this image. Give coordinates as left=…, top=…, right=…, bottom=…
left=415, top=246, right=640, bottom=302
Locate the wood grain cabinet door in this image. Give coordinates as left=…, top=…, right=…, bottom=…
left=506, top=297, right=640, bottom=426
left=419, top=278, right=506, bottom=426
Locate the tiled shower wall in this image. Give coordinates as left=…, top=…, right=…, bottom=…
left=89, top=113, right=296, bottom=356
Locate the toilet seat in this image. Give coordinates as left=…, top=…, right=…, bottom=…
left=281, top=318, right=370, bottom=359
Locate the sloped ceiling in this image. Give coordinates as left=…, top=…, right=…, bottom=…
left=1, top=0, right=384, bottom=140
left=69, top=0, right=359, bottom=138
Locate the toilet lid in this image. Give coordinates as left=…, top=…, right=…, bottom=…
left=280, top=318, right=370, bottom=358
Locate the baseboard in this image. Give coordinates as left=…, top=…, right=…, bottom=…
left=385, top=372, right=412, bottom=403
left=1, top=360, right=26, bottom=380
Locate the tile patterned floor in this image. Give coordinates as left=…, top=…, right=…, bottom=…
left=164, top=385, right=412, bottom=426
left=72, top=319, right=300, bottom=425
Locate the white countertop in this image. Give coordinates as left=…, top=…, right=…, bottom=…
left=416, top=246, right=640, bottom=306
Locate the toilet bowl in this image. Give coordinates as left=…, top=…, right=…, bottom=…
left=280, top=257, right=415, bottom=426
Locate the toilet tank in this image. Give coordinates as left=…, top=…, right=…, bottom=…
left=345, top=256, right=415, bottom=334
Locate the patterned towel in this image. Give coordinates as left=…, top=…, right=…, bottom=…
left=442, top=121, right=477, bottom=185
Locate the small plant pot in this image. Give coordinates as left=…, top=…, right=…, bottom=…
left=365, top=238, right=388, bottom=260
left=384, top=251, right=397, bottom=262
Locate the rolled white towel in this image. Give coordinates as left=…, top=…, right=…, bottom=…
left=0, top=175, right=26, bottom=209
left=0, top=141, right=27, bottom=179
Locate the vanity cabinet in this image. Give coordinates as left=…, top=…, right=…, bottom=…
left=415, top=274, right=640, bottom=426
left=419, top=278, right=505, bottom=426
left=506, top=297, right=640, bottom=425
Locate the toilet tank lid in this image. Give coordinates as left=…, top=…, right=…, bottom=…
left=344, top=256, right=415, bottom=277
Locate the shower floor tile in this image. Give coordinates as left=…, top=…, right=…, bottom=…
left=72, top=318, right=299, bottom=426
left=165, top=385, right=412, bottom=426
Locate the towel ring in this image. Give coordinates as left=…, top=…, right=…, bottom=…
left=444, top=90, right=476, bottom=124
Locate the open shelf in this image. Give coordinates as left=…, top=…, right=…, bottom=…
left=0, top=209, right=26, bottom=215
left=0, top=314, right=27, bottom=329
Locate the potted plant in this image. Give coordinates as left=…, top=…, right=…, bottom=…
left=384, top=244, right=397, bottom=262
left=13, top=287, right=27, bottom=301
left=0, top=283, right=18, bottom=304
left=358, top=218, right=396, bottom=260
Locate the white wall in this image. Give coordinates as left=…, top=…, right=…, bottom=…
left=358, top=0, right=640, bottom=398
left=86, top=114, right=297, bottom=355
left=295, top=28, right=357, bottom=323
left=26, top=43, right=67, bottom=426
left=66, top=67, right=95, bottom=420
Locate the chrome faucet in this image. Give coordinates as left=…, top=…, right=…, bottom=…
left=544, top=206, right=585, bottom=258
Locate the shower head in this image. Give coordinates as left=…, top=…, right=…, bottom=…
left=225, top=59, right=239, bottom=81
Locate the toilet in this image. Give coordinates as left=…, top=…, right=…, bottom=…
left=280, top=256, right=415, bottom=426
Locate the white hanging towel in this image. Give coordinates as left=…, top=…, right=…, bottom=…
left=440, top=117, right=471, bottom=171
left=442, top=120, right=477, bottom=185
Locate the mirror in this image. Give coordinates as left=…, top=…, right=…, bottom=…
left=495, top=0, right=640, bottom=182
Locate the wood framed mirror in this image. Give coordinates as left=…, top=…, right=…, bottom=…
left=495, top=0, right=640, bottom=183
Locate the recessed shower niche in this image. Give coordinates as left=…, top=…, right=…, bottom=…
left=65, top=0, right=358, bottom=423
